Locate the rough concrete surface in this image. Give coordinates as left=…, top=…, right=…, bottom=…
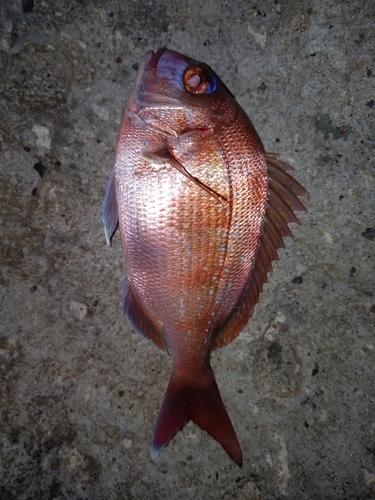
left=0, top=0, right=374, bottom=498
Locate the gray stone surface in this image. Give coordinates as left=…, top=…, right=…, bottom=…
left=0, top=0, right=374, bottom=498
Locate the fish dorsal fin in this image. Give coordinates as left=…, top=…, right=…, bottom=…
left=121, top=278, right=169, bottom=352
left=213, top=154, right=307, bottom=349
left=103, top=167, right=119, bottom=246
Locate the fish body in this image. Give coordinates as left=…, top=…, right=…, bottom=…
left=103, top=49, right=307, bottom=465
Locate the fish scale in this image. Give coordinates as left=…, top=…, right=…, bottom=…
left=103, top=48, right=307, bottom=466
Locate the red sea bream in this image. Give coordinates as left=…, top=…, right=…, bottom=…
left=103, top=48, right=307, bottom=466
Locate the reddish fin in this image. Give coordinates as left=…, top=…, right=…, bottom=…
left=102, top=167, right=119, bottom=246
left=121, top=279, right=168, bottom=352
left=213, top=154, right=307, bottom=349
left=151, top=366, right=242, bottom=466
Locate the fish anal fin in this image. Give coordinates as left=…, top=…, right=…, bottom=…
left=213, top=155, right=307, bottom=349
left=102, top=167, right=119, bottom=246
left=122, top=279, right=168, bottom=352
left=151, top=366, right=242, bottom=466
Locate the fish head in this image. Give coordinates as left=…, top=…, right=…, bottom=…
left=126, top=48, right=238, bottom=136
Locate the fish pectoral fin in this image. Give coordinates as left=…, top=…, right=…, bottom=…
left=146, top=147, right=229, bottom=205
left=121, top=278, right=168, bottom=352
left=152, top=366, right=242, bottom=466
left=213, top=154, right=308, bottom=349
left=102, top=167, right=119, bottom=246
left=142, top=149, right=171, bottom=170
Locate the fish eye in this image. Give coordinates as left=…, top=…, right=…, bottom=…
left=183, top=67, right=216, bottom=94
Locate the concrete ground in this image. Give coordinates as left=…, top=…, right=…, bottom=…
left=1, top=0, right=374, bottom=498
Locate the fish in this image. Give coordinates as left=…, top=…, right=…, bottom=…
left=103, top=48, right=307, bottom=466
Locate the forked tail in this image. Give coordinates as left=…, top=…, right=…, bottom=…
left=151, top=366, right=242, bottom=466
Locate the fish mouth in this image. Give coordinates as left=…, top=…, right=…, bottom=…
left=133, top=49, right=190, bottom=109
left=145, top=48, right=167, bottom=72
left=132, top=50, right=155, bottom=93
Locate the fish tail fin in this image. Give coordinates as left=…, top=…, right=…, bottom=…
left=151, top=366, right=242, bottom=466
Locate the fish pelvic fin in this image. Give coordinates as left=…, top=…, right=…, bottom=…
left=122, top=278, right=168, bottom=352
left=151, top=365, right=242, bottom=466
left=102, top=167, right=119, bottom=246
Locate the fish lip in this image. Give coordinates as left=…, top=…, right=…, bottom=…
left=145, top=48, right=169, bottom=72
left=128, top=50, right=156, bottom=109
left=135, top=50, right=155, bottom=84
left=144, top=47, right=187, bottom=74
